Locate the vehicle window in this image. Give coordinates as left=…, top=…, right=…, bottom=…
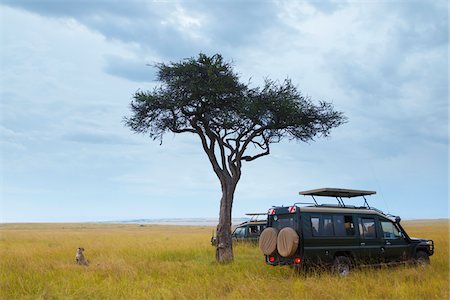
left=311, top=217, right=320, bottom=236
left=272, top=214, right=295, bottom=230
left=248, top=225, right=259, bottom=235
left=359, top=218, right=377, bottom=238
left=323, top=216, right=334, bottom=236
left=311, top=215, right=355, bottom=237
left=381, top=221, right=402, bottom=239
left=234, top=227, right=246, bottom=238
left=333, top=215, right=355, bottom=236
left=333, top=215, right=345, bottom=236
left=344, top=216, right=355, bottom=236
left=259, top=225, right=266, bottom=232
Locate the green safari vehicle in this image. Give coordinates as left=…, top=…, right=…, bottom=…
left=231, top=213, right=267, bottom=242
left=259, top=188, right=434, bottom=276
left=211, top=213, right=267, bottom=246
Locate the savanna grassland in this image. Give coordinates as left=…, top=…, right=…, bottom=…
left=1, top=220, right=448, bottom=299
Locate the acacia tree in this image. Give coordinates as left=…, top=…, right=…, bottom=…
left=125, top=53, right=346, bottom=263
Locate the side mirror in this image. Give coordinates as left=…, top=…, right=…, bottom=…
left=395, top=216, right=401, bottom=223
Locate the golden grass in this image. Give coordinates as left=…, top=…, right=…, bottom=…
left=0, top=220, right=448, bottom=299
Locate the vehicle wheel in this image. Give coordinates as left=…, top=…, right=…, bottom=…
left=276, top=227, right=299, bottom=257
left=259, top=227, right=278, bottom=255
left=332, top=256, right=351, bottom=277
left=414, top=251, right=430, bottom=266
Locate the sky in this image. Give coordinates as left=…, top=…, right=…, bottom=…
left=0, top=0, right=448, bottom=222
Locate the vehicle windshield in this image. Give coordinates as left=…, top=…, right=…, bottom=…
left=380, top=220, right=403, bottom=239
left=271, top=214, right=295, bottom=230
left=233, top=226, right=246, bottom=238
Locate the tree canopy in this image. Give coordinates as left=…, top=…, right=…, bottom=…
left=126, top=53, right=346, bottom=182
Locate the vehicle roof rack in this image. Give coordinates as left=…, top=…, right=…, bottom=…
left=317, top=204, right=357, bottom=209
left=245, top=213, right=268, bottom=216
left=298, top=187, right=377, bottom=209
left=299, top=188, right=376, bottom=198
left=245, top=213, right=268, bottom=222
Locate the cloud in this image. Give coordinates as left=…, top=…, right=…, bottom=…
left=62, top=131, right=139, bottom=145
left=1, top=1, right=282, bottom=68
left=270, top=1, right=448, bottom=151
left=307, top=0, right=346, bottom=14
left=103, top=55, right=157, bottom=82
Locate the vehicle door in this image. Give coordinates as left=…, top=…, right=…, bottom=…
left=232, top=226, right=247, bottom=241
left=357, top=217, right=383, bottom=264
left=247, top=224, right=260, bottom=242
left=305, top=214, right=336, bottom=264
left=379, top=219, right=410, bottom=262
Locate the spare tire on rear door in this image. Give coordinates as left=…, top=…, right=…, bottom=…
left=259, top=227, right=279, bottom=255
left=277, top=227, right=299, bottom=257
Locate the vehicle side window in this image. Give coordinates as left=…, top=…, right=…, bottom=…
left=323, top=216, right=334, bottom=236
left=344, top=216, right=355, bottom=236
left=248, top=225, right=259, bottom=235
left=333, top=215, right=345, bottom=236
left=359, top=218, right=377, bottom=238
left=380, top=221, right=402, bottom=239
left=311, top=217, right=320, bottom=236
left=234, top=227, right=246, bottom=238
left=333, top=215, right=355, bottom=236
left=311, top=215, right=354, bottom=237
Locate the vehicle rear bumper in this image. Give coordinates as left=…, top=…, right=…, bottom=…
left=265, top=255, right=302, bottom=267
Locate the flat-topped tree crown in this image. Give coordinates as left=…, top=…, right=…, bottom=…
left=125, top=53, right=346, bottom=263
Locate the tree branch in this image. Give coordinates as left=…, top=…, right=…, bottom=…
left=249, top=139, right=268, bottom=150
left=171, top=128, right=196, bottom=134
left=235, top=127, right=266, bottom=161
left=241, top=133, right=271, bottom=162
left=241, top=147, right=270, bottom=162
left=190, top=119, right=226, bottom=181
left=201, top=118, right=231, bottom=178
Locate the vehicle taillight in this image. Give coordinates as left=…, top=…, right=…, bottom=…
left=269, top=256, right=275, bottom=262
left=289, top=206, right=296, bottom=213
left=268, top=208, right=276, bottom=215
left=294, top=257, right=301, bottom=264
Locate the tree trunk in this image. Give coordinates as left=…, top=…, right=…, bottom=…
left=215, top=179, right=236, bottom=263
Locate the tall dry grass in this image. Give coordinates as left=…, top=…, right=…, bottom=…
left=0, top=220, right=448, bottom=299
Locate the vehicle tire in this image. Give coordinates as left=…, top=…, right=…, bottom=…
left=276, top=227, right=299, bottom=257
left=414, top=251, right=430, bottom=266
left=332, top=256, right=351, bottom=277
left=259, top=227, right=279, bottom=255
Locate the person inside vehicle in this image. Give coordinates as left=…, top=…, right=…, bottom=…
left=249, top=226, right=258, bottom=234
left=367, top=224, right=376, bottom=237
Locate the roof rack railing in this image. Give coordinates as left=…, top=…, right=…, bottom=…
left=287, top=202, right=388, bottom=216
left=293, top=202, right=361, bottom=209
left=245, top=213, right=268, bottom=222
left=293, top=202, right=318, bottom=207
left=319, top=204, right=357, bottom=208
left=292, top=202, right=360, bottom=208
left=370, top=207, right=386, bottom=215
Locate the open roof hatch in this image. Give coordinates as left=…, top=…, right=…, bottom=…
left=298, top=187, right=376, bottom=208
